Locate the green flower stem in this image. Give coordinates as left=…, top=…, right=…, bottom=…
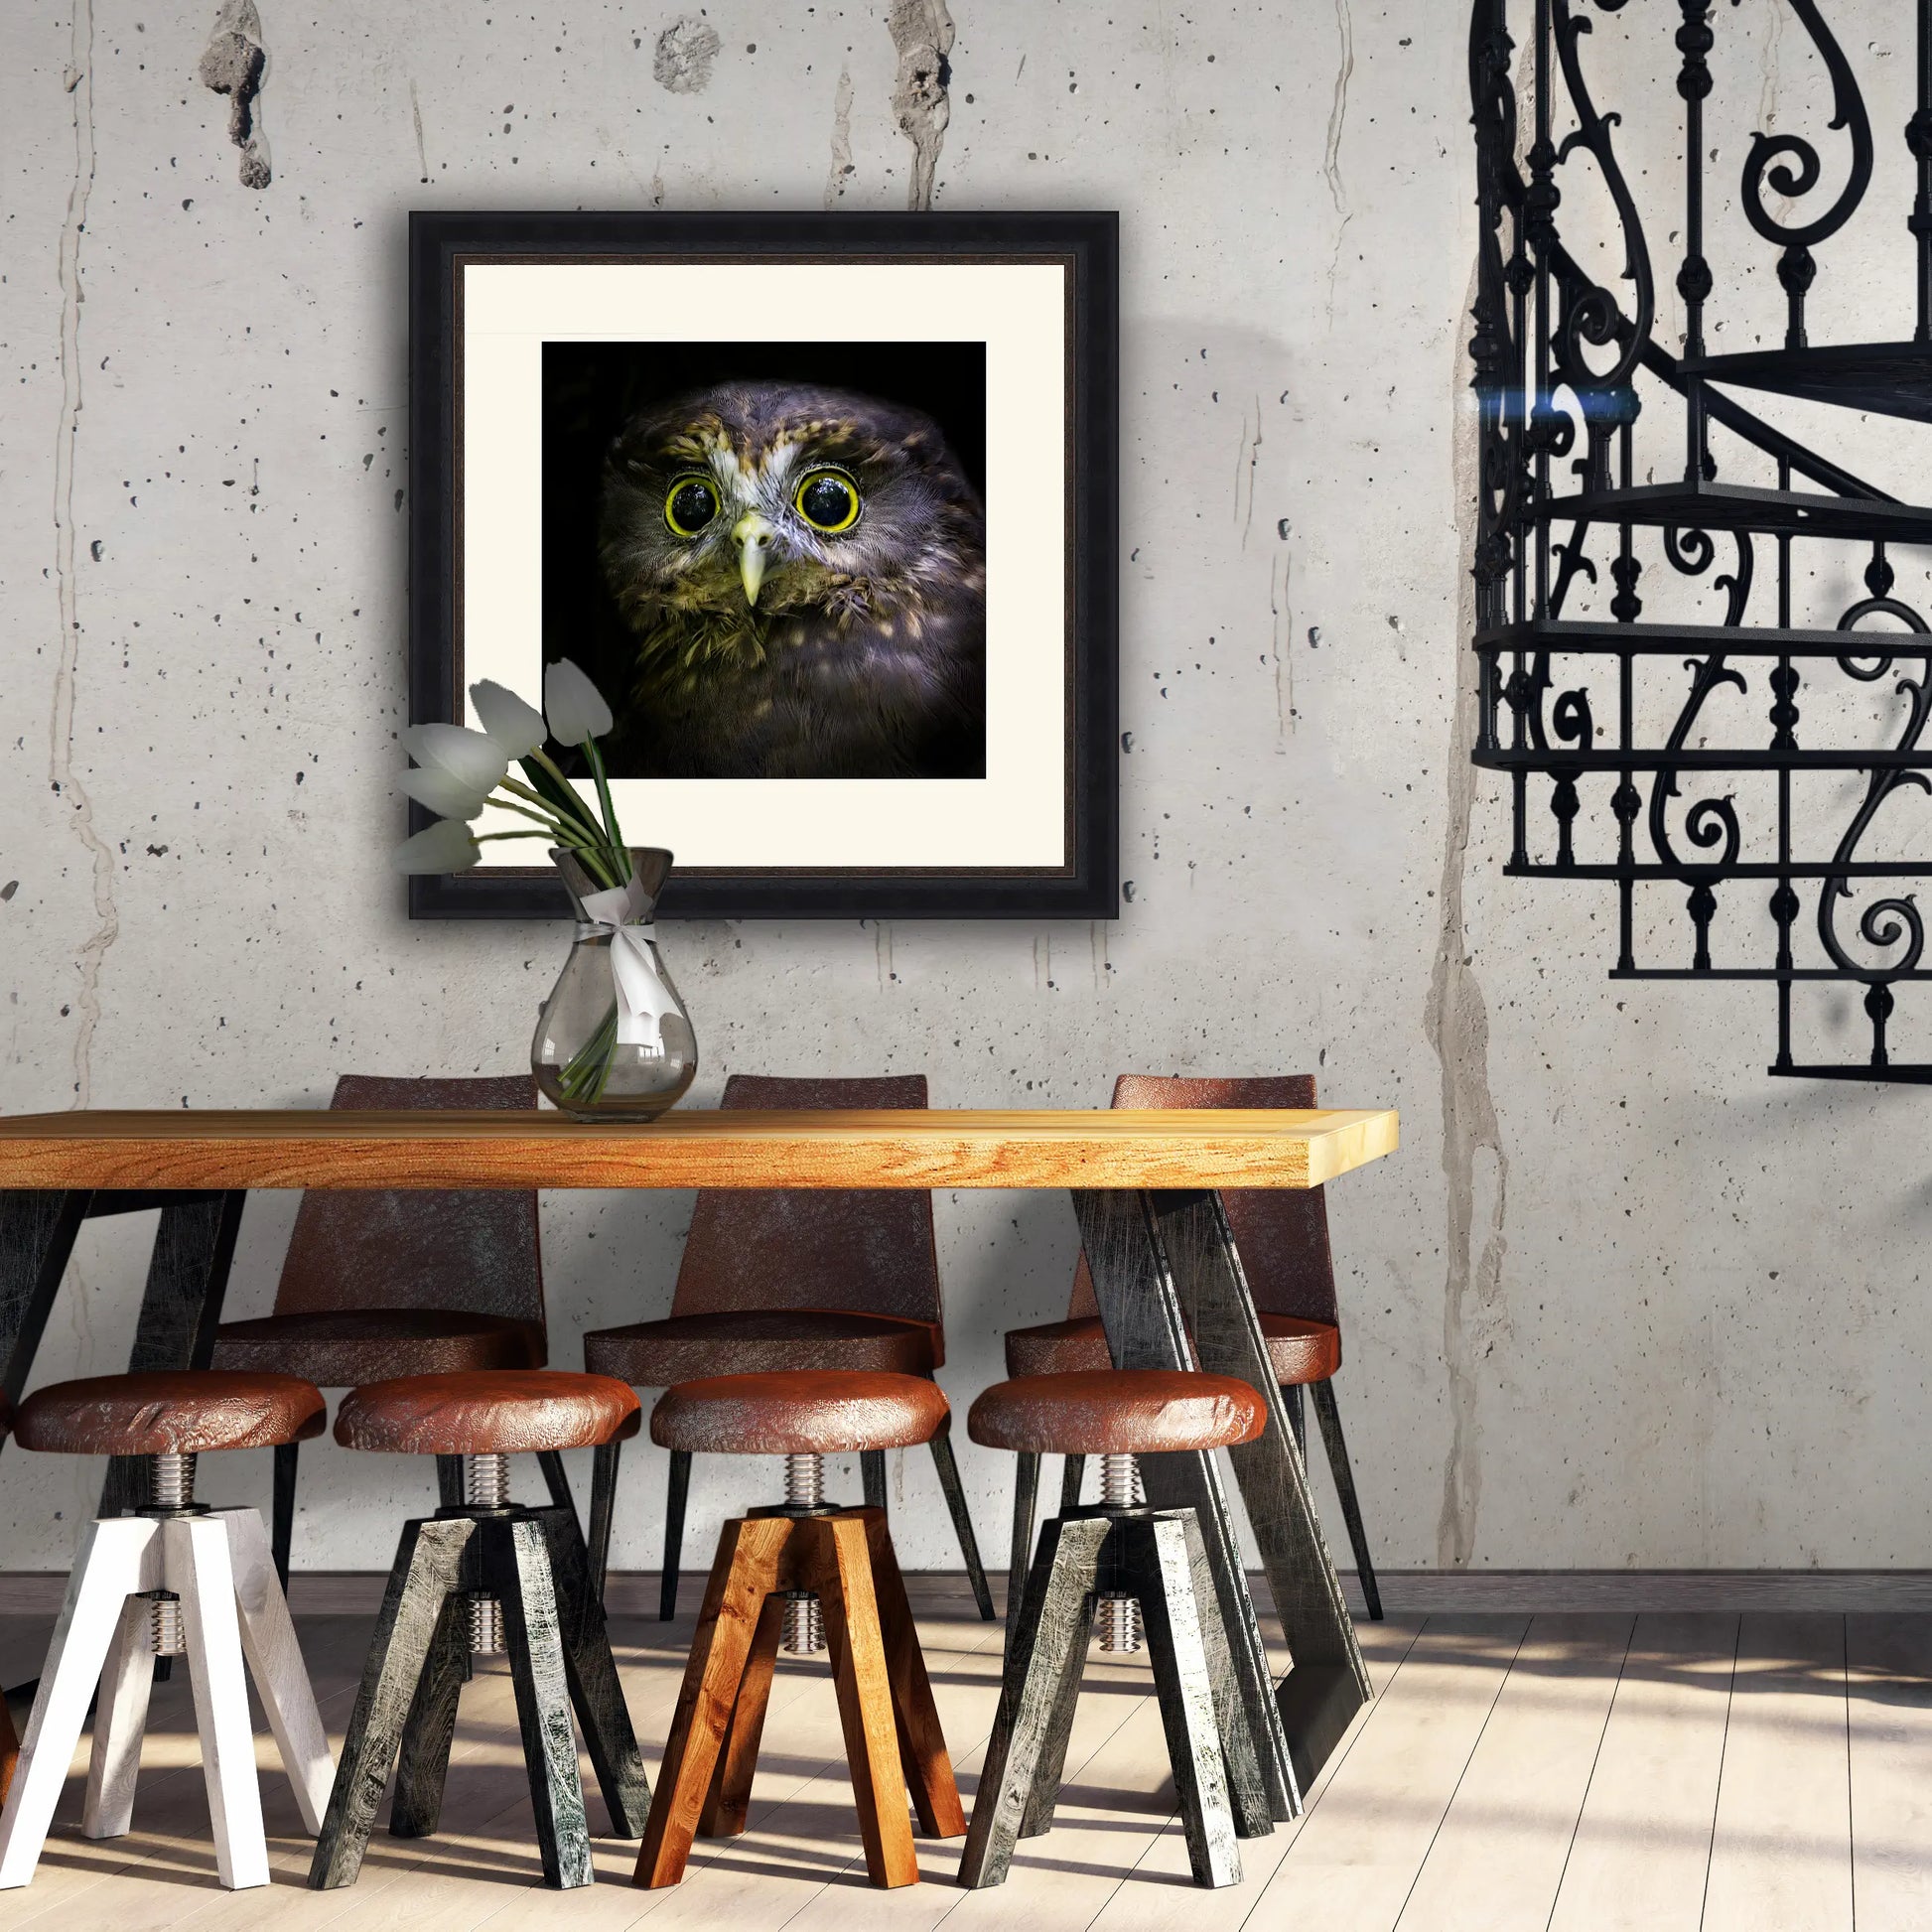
left=497, top=779, right=621, bottom=888
left=559, top=1000, right=621, bottom=1104
left=501, top=773, right=599, bottom=836
left=531, top=747, right=591, bottom=802
left=490, top=796, right=572, bottom=831
left=519, top=758, right=608, bottom=843
left=583, top=738, right=625, bottom=861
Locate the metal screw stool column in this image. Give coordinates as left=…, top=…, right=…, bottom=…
left=780, top=1453, right=827, bottom=1654
left=462, top=1452, right=509, bottom=1653
left=1096, top=1452, right=1144, bottom=1653
left=145, top=1452, right=198, bottom=1655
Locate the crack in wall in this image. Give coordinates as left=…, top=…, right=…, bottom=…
left=888, top=0, right=955, bottom=212
left=1426, top=149, right=1519, bottom=1575
left=51, top=0, right=117, bottom=1112
left=1235, top=395, right=1262, bottom=547
left=1758, top=0, right=1785, bottom=135
left=1322, top=0, right=1354, bottom=319
left=824, top=63, right=855, bottom=208
left=1270, top=545, right=1294, bottom=743
left=410, top=77, right=429, bottom=184
left=198, top=0, right=271, bottom=189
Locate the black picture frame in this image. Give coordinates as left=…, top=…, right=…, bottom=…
left=405, top=208, right=1119, bottom=921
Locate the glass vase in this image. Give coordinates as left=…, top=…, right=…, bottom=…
left=532, top=846, right=698, bottom=1120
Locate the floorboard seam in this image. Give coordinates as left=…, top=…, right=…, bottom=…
left=1387, top=1615, right=1536, bottom=1932
left=1695, top=1613, right=1746, bottom=1932
left=1538, top=1612, right=1639, bottom=1932
left=1231, top=1616, right=1433, bottom=1932
left=1842, top=1614, right=1857, bottom=1932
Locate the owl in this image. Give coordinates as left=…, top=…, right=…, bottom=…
left=596, top=381, right=987, bottom=778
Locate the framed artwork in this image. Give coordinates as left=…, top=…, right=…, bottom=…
left=405, top=208, right=1118, bottom=920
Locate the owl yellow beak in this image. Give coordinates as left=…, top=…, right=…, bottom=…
left=734, top=510, right=774, bottom=607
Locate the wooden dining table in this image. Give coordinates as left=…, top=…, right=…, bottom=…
left=0, top=1103, right=1398, bottom=1817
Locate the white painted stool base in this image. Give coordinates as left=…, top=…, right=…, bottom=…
left=0, top=1505, right=335, bottom=1889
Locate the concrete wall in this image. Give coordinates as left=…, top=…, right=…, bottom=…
left=1, top=0, right=1926, bottom=1576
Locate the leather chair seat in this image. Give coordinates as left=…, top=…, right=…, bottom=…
left=15, top=1372, right=327, bottom=1456
left=586, top=1310, right=940, bottom=1386
left=968, top=1370, right=1268, bottom=1456
left=212, top=1308, right=545, bottom=1386
left=649, top=1370, right=951, bottom=1455
left=1003, top=1312, right=1341, bottom=1385
left=335, top=1370, right=641, bottom=1456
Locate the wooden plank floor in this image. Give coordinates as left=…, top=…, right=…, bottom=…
left=0, top=1596, right=1925, bottom=1930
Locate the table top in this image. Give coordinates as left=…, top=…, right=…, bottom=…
left=0, top=1106, right=1399, bottom=1192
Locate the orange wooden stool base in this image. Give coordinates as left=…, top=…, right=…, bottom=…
left=635, top=1505, right=965, bottom=1889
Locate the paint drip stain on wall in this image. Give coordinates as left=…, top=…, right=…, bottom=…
left=199, top=0, right=271, bottom=189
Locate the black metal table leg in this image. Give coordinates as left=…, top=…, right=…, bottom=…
left=1072, top=1188, right=1299, bottom=1821
left=1149, top=1188, right=1372, bottom=1790
left=98, top=1190, right=247, bottom=1518
left=0, top=1190, right=92, bottom=1423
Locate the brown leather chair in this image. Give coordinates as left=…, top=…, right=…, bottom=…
left=311, top=1370, right=649, bottom=1893
left=211, top=1073, right=558, bottom=1584
left=960, top=1370, right=1271, bottom=1890
left=583, top=1072, right=992, bottom=1620
left=1003, top=1074, right=1383, bottom=1619
left=635, top=1370, right=964, bottom=1891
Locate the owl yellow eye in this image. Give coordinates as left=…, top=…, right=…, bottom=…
left=793, top=468, right=861, bottom=534
left=664, top=475, right=719, bottom=538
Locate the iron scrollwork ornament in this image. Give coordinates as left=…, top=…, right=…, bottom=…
left=1467, top=0, right=1932, bottom=1080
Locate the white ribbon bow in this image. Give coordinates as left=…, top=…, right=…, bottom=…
left=578, top=879, right=677, bottom=1050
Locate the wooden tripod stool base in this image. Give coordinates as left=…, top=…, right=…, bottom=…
left=963, top=1369, right=1278, bottom=1890
left=961, top=1503, right=1270, bottom=1889
left=636, top=1504, right=965, bottom=1889
left=0, top=1373, right=337, bottom=1892
left=310, top=1373, right=651, bottom=1892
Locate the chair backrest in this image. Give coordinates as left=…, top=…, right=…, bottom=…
left=669, top=1073, right=945, bottom=1341
left=272, top=1073, right=546, bottom=1331
left=1067, top=1073, right=1338, bottom=1327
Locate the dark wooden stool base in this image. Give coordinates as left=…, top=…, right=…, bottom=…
left=636, top=1503, right=964, bottom=1890
left=309, top=1501, right=648, bottom=1891
left=962, top=1502, right=1272, bottom=1890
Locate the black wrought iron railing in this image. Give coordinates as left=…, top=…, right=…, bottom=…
left=1469, top=0, right=1932, bottom=1079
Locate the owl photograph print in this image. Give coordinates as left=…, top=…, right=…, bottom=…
left=410, top=210, right=1115, bottom=919
left=542, top=342, right=988, bottom=781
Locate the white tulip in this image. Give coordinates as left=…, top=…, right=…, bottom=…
left=401, top=722, right=509, bottom=794
left=391, top=818, right=483, bottom=874
left=544, top=658, right=615, bottom=745
left=400, top=765, right=492, bottom=820
left=470, top=678, right=550, bottom=757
